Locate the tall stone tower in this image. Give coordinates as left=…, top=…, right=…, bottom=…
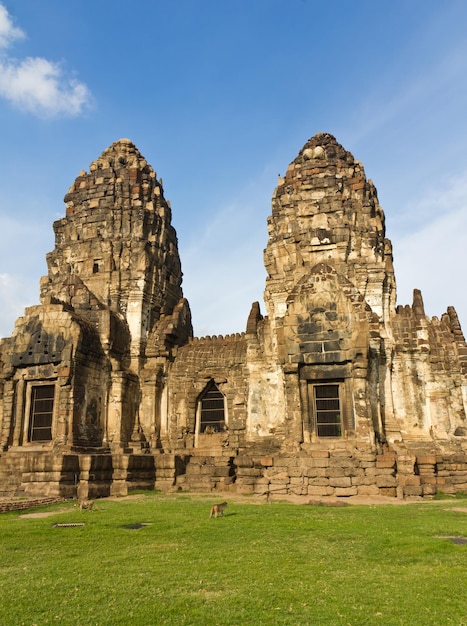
left=260, top=133, right=467, bottom=452
left=264, top=132, right=396, bottom=324
left=0, top=139, right=192, bottom=468
left=40, top=138, right=190, bottom=373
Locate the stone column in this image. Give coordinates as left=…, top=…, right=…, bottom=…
left=107, top=373, right=124, bottom=449
left=110, top=454, right=129, bottom=496
left=55, top=376, right=70, bottom=447
left=299, top=378, right=311, bottom=443
left=12, top=378, right=25, bottom=446
left=77, top=454, right=91, bottom=500
left=0, top=381, right=15, bottom=449
left=283, top=364, right=302, bottom=448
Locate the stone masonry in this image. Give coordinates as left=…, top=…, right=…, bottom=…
left=1, top=134, right=466, bottom=500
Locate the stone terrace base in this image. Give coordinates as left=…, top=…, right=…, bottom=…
left=1, top=446, right=467, bottom=500
left=0, top=451, right=157, bottom=500
left=232, top=449, right=467, bottom=499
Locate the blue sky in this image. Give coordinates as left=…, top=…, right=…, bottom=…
left=1, top=0, right=467, bottom=338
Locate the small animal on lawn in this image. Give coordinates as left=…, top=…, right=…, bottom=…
left=210, top=501, right=228, bottom=518
left=77, top=499, right=94, bottom=512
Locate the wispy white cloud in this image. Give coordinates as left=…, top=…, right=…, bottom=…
left=0, top=2, right=92, bottom=117
left=179, top=175, right=271, bottom=336
left=0, top=215, right=49, bottom=337
left=0, top=56, right=92, bottom=117
left=181, top=204, right=267, bottom=336
left=393, top=170, right=467, bottom=328
left=394, top=169, right=467, bottom=231
left=0, top=3, right=24, bottom=48
left=0, top=272, right=39, bottom=338
left=344, top=33, right=467, bottom=155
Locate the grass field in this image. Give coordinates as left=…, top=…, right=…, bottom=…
left=1, top=493, right=467, bottom=625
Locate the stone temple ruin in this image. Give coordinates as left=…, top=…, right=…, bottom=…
left=1, top=133, right=467, bottom=500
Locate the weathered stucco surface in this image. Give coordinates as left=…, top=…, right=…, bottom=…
left=1, top=134, right=466, bottom=499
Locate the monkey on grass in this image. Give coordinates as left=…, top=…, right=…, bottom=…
left=77, top=499, right=94, bottom=511
left=209, top=502, right=228, bottom=518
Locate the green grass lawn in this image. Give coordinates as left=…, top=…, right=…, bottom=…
left=1, top=493, right=467, bottom=625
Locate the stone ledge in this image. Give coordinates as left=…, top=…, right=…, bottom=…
left=0, top=497, right=67, bottom=513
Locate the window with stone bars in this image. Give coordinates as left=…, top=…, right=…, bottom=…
left=311, top=383, right=342, bottom=437
left=28, top=384, right=54, bottom=442
left=199, top=380, right=226, bottom=433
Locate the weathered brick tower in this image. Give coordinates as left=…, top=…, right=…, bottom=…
left=1, top=134, right=466, bottom=499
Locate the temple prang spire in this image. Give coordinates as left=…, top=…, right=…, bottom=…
left=40, top=138, right=191, bottom=373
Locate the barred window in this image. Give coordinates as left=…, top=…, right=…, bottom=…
left=199, top=380, right=225, bottom=433
left=28, top=385, right=54, bottom=442
left=312, top=383, right=342, bottom=437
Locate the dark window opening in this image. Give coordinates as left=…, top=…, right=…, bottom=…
left=93, top=262, right=99, bottom=273
left=29, top=385, right=54, bottom=442
left=199, top=381, right=225, bottom=433
left=313, top=384, right=342, bottom=437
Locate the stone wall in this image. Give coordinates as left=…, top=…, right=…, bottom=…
left=164, top=334, right=250, bottom=451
